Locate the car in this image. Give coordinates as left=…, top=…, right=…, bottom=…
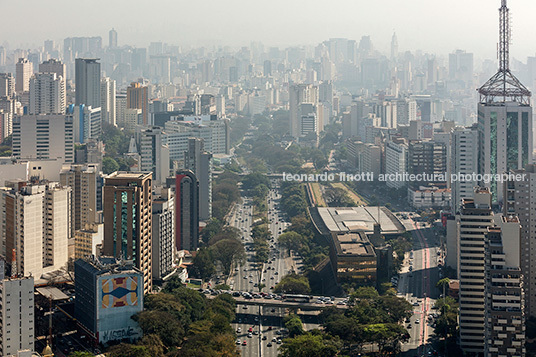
left=237, top=327, right=242, bottom=333
left=248, top=333, right=252, bottom=338
left=242, top=341, right=247, bottom=346
left=277, top=339, right=282, bottom=345
left=272, top=337, right=277, bottom=342
left=413, top=302, right=419, bottom=306
left=267, top=343, right=273, bottom=347
left=262, top=335, right=267, bottom=340
left=243, top=276, right=247, bottom=280
left=236, top=339, right=241, bottom=345
left=415, top=319, right=420, bottom=324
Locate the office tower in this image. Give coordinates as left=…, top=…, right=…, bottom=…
left=140, top=127, right=170, bottom=184
left=484, top=218, right=525, bottom=356
left=0, top=276, right=35, bottom=356
left=373, top=100, right=397, bottom=128
left=390, top=32, right=399, bottom=61
left=115, top=92, right=127, bottom=127
left=175, top=170, right=199, bottom=252
left=449, top=50, right=474, bottom=87
left=385, top=138, right=408, bottom=189
left=100, top=77, right=116, bottom=126
left=289, top=84, right=318, bottom=138
left=39, top=58, right=66, bottom=80
left=457, top=187, right=494, bottom=354
left=44, top=40, right=55, bottom=53
left=215, top=94, right=225, bottom=116
left=127, top=82, right=149, bottom=125
left=73, top=105, right=101, bottom=144
left=29, top=73, right=66, bottom=114
left=184, top=138, right=212, bottom=221
left=504, top=164, right=536, bottom=317
left=3, top=182, right=71, bottom=277
left=74, top=258, right=143, bottom=345
left=149, top=55, right=171, bottom=83
left=103, top=172, right=152, bottom=293
left=407, top=140, right=447, bottom=188
left=263, top=60, right=272, bottom=76
left=12, top=114, right=74, bottom=163
left=450, top=126, right=479, bottom=213
left=15, top=58, right=32, bottom=93
left=396, top=97, right=417, bottom=125
left=60, top=164, right=98, bottom=236
left=109, top=28, right=118, bottom=48
left=152, top=188, right=174, bottom=280
left=0, top=73, right=14, bottom=97
left=478, top=0, right=532, bottom=202
left=75, top=58, right=101, bottom=108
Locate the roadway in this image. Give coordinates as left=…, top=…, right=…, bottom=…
left=397, top=213, right=442, bottom=356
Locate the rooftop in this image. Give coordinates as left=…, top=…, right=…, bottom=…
left=332, top=232, right=376, bottom=256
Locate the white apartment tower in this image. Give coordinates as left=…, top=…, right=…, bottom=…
left=15, top=58, right=32, bottom=93
left=140, top=127, right=170, bottom=184
left=152, top=188, right=175, bottom=280
left=0, top=276, right=35, bottom=356
left=385, top=139, right=408, bottom=189
left=100, top=77, right=116, bottom=126
left=289, top=83, right=318, bottom=138
left=29, top=72, right=66, bottom=114
left=451, top=126, right=479, bottom=213
left=457, top=187, right=494, bottom=354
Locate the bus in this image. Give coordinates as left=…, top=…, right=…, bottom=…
left=281, top=294, right=312, bottom=303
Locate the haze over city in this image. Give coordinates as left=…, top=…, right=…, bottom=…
left=3, top=0, right=536, bottom=60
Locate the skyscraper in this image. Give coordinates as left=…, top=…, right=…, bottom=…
left=127, top=82, right=149, bottom=125
left=289, top=84, right=318, bottom=138
left=175, top=170, right=199, bottom=252
left=39, top=58, right=66, bottom=80
left=477, top=0, right=532, bottom=202
left=103, top=172, right=152, bottom=293
left=109, top=28, right=118, bottom=48
left=450, top=126, right=479, bottom=212
left=15, top=58, right=32, bottom=93
left=152, top=188, right=174, bottom=281
left=29, top=72, right=66, bottom=114
left=75, top=58, right=101, bottom=108
left=184, top=138, right=212, bottom=221
left=140, top=127, right=170, bottom=184
left=390, top=32, right=398, bottom=61
left=100, top=77, right=116, bottom=126
left=0, top=73, right=14, bottom=98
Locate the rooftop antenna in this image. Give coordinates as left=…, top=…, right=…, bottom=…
left=478, top=0, right=531, bottom=104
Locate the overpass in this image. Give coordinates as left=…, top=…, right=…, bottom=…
left=207, top=294, right=348, bottom=311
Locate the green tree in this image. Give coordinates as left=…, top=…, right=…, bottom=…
left=349, top=286, right=380, bottom=303
left=133, top=310, right=185, bottom=347
left=190, top=248, right=216, bottom=281
left=273, top=273, right=311, bottom=294
left=278, top=231, right=305, bottom=252
left=69, top=352, right=95, bottom=357
left=279, top=333, right=339, bottom=357
left=107, top=344, right=152, bottom=357
left=375, top=295, right=413, bottom=323
left=285, top=315, right=305, bottom=337
left=102, top=156, right=119, bottom=174
left=364, top=323, right=410, bottom=356
left=210, top=238, right=245, bottom=275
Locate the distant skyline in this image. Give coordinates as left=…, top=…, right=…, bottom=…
left=3, top=0, right=536, bottom=62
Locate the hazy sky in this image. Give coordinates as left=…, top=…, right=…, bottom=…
left=3, top=0, right=536, bottom=61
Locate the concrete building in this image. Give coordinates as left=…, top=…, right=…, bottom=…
left=74, top=257, right=143, bottom=345
left=504, top=164, right=536, bottom=317
left=100, top=77, right=116, bottom=126
left=457, top=187, right=494, bottom=354
left=184, top=138, right=212, bottom=221
left=75, top=58, right=101, bottom=108
left=73, top=105, right=101, bottom=144
left=0, top=73, right=15, bottom=98
left=39, top=58, right=66, bottom=80
left=328, top=232, right=377, bottom=284
left=408, top=140, right=447, bottom=189
left=139, top=127, right=170, bottom=184
left=109, top=28, right=118, bottom=48
left=115, top=93, right=127, bottom=127
left=103, top=172, right=153, bottom=293
left=175, top=171, right=199, bottom=252
left=484, top=218, right=525, bottom=356
left=0, top=277, right=35, bottom=356
left=29, top=73, right=66, bottom=115
left=2, top=182, right=71, bottom=278
left=152, top=188, right=174, bottom=281
left=408, top=186, right=451, bottom=209
left=385, top=139, right=408, bottom=189
left=12, top=114, right=74, bottom=163
left=127, top=82, right=149, bottom=125
left=74, top=223, right=103, bottom=259
left=15, top=58, right=32, bottom=93
left=289, top=84, right=318, bottom=138
left=60, top=164, right=98, bottom=236
left=451, top=126, right=479, bottom=213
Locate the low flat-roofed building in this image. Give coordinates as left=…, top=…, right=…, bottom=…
left=329, top=232, right=377, bottom=284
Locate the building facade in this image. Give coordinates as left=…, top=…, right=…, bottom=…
left=175, top=171, right=199, bottom=252
left=152, top=189, right=174, bottom=280
left=75, top=58, right=101, bottom=108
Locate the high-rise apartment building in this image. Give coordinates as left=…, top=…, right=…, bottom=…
left=175, top=171, right=199, bottom=252
left=289, top=83, right=318, bottom=138
left=15, top=58, right=32, bottom=93
left=451, top=126, right=479, bottom=212
left=139, top=127, right=170, bottom=184
left=109, top=28, right=118, bottom=49
left=3, top=182, right=71, bottom=278
left=504, top=164, right=536, bottom=317
left=184, top=138, right=212, bottom=221
left=152, top=188, right=174, bottom=281
left=60, top=164, right=98, bottom=236
left=103, top=172, right=152, bottom=293
left=29, top=73, right=66, bottom=114
left=73, top=105, right=101, bottom=144
left=12, top=114, right=74, bottom=163
left=457, top=187, right=494, bottom=354
left=127, top=82, right=149, bottom=125
left=75, top=58, right=101, bottom=108
left=384, top=138, right=408, bottom=189
left=0, top=73, right=15, bottom=98
left=484, top=218, right=525, bottom=356
left=39, top=58, right=66, bottom=80
left=100, top=77, right=116, bottom=126
left=407, top=140, right=447, bottom=189
left=0, top=276, right=35, bottom=356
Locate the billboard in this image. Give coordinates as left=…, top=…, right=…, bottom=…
left=101, top=276, right=139, bottom=309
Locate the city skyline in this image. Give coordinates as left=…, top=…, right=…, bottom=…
left=3, top=0, right=536, bottom=61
